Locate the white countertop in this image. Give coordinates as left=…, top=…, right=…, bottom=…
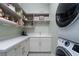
left=30, top=34, right=52, bottom=38
left=0, top=34, right=52, bottom=52
left=0, top=36, right=29, bottom=52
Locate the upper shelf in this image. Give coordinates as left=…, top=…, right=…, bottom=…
left=0, top=18, right=24, bottom=27
left=0, top=18, right=17, bottom=26
left=0, top=4, right=22, bottom=19
left=25, top=13, right=49, bottom=17
left=25, top=20, right=50, bottom=22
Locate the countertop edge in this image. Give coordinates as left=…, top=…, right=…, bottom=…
left=0, top=36, right=29, bottom=52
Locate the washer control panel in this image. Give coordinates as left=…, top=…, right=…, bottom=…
left=65, top=41, right=70, bottom=47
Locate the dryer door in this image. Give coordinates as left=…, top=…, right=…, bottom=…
left=56, top=46, right=72, bottom=56
left=56, top=3, right=79, bottom=27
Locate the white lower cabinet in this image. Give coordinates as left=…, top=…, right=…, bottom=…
left=30, top=37, right=51, bottom=52
left=6, top=44, right=22, bottom=56
left=40, top=38, right=51, bottom=52
left=16, top=43, right=23, bottom=56
left=6, top=48, right=16, bottom=56
left=22, top=39, right=30, bottom=56
left=30, top=38, right=40, bottom=52
left=0, top=38, right=29, bottom=56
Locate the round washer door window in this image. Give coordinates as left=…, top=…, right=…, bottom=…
left=56, top=3, right=79, bottom=27
left=56, top=46, right=72, bottom=56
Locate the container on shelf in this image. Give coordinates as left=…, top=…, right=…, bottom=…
left=24, top=17, right=28, bottom=21
left=33, top=16, right=39, bottom=21
left=39, top=16, right=44, bottom=20
left=0, top=8, right=4, bottom=18
left=16, top=10, right=23, bottom=17
left=44, top=17, right=49, bottom=21
left=4, top=14, right=10, bottom=20
left=18, top=18, right=24, bottom=26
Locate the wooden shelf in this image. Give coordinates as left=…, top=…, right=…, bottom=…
left=0, top=18, right=17, bottom=25
left=0, top=4, right=22, bottom=19
left=25, top=13, right=49, bottom=17
left=25, top=26, right=35, bottom=28
left=25, top=20, right=50, bottom=22
left=0, top=3, right=50, bottom=27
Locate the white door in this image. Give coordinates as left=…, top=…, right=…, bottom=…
left=30, top=38, right=40, bottom=52
left=41, top=38, right=51, bottom=52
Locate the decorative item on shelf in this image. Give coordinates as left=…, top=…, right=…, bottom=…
left=0, top=8, right=4, bottom=18
left=16, top=10, right=23, bottom=16
left=9, top=17, right=15, bottom=22
left=9, top=16, right=18, bottom=25
left=33, top=16, right=39, bottom=21
left=21, top=27, right=27, bottom=36
left=18, top=18, right=24, bottom=26
left=44, top=17, right=49, bottom=21
left=21, top=30, right=27, bottom=36
left=39, top=16, right=44, bottom=20
left=25, top=18, right=28, bottom=21
left=4, top=14, right=10, bottom=20
left=16, top=12, right=21, bottom=16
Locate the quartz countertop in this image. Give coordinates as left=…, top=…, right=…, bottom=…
left=29, top=33, right=52, bottom=38
left=0, top=36, right=29, bottom=52
left=0, top=34, right=52, bottom=52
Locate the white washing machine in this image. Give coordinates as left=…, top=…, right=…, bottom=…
left=56, top=3, right=79, bottom=56
left=56, top=38, right=79, bottom=56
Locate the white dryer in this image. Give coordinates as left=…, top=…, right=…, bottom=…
left=56, top=3, right=79, bottom=43
left=56, top=3, right=79, bottom=56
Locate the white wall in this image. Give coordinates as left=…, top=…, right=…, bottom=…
left=19, top=3, right=49, bottom=14
left=26, top=23, right=50, bottom=35
left=49, top=3, right=59, bottom=55
left=34, top=23, right=49, bottom=34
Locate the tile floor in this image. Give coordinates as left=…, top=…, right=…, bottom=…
left=28, top=52, right=55, bottom=56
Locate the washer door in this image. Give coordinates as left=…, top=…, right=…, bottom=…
left=56, top=46, right=72, bottom=56
left=56, top=3, right=79, bottom=27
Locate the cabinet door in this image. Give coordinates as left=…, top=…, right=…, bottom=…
left=22, top=39, right=29, bottom=56
left=15, top=44, right=22, bottom=56
left=41, top=38, right=51, bottom=52
left=6, top=49, right=16, bottom=56
left=30, top=38, right=40, bottom=52
left=26, top=39, right=30, bottom=55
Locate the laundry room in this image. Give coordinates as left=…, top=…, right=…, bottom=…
left=0, top=3, right=59, bottom=56
left=0, top=2, right=79, bottom=56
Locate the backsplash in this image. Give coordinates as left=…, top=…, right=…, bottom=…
left=0, top=20, right=22, bottom=41
left=34, top=25, right=49, bottom=34
left=26, top=22, right=50, bottom=35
